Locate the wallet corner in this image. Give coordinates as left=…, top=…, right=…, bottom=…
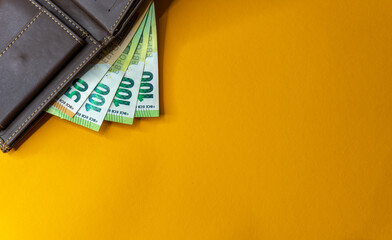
left=0, top=137, right=11, bottom=153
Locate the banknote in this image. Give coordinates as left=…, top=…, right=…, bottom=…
left=104, top=4, right=154, bottom=124
left=47, top=9, right=151, bottom=131
left=135, top=3, right=160, bottom=118
left=49, top=4, right=150, bottom=118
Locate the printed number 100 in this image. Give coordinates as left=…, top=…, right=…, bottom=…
left=113, top=77, right=134, bottom=107
left=85, top=83, right=110, bottom=112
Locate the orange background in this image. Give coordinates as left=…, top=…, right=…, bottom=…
left=1, top=0, right=392, bottom=239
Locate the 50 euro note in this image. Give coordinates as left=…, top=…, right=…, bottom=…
left=135, top=3, right=159, bottom=118
left=47, top=9, right=151, bottom=131
left=48, top=3, right=150, bottom=118
left=104, top=3, right=154, bottom=124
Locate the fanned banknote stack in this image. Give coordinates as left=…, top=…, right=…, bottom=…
left=47, top=2, right=159, bottom=131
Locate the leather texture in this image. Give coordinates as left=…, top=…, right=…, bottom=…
left=0, top=0, right=150, bottom=153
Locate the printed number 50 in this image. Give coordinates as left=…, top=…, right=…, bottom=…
left=64, top=78, right=88, bottom=103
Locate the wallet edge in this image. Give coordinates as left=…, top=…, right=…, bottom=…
left=0, top=136, right=11, bottom=153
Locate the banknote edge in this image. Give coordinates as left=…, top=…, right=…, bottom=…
left=134, top=110, right=159, bottom=117
left=104, top=114, right=134, bottom=125
left=51, top=101, right=76, bottom=118
left=47, top=107, right=101, bottom=132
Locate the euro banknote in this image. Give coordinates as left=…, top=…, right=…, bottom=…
left=104, top=3, right=154, bottom=124
left=47, top=8, right=152, bottom=131
left=49, top=3, right=150, bottom=118
left=135, top=3, right=159, bottom=118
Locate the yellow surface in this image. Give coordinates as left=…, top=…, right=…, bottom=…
left=1, top=0, right=392, bottom=239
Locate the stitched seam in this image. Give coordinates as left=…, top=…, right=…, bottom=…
left=44, top=0, right=87, bottom=36
left=28, top=0, right=83, bottom=45
left=1, top=144, right=10, bottom=151
left=3, top=37, right=111, bottom=145
left=0, top=137, right=10, bottom=152
left=43, top=0, right=98, bottom=45
left=1, top=145, right=10, bottom=152
left=0, top=12, right=42, bottom=58
left=109, top=0, right=134, bottom=32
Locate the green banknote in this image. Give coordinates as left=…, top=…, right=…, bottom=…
left=47, top=10, right=150, bottom=131
left=48, top=5, right=149, bottom=118
left=104, top=5, right=153, bottom=124
left=50, top=63, right=111, bottom=118
left=135, top=3, right=159, bottom=117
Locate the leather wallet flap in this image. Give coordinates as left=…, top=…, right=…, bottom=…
left=0, top=0, right=85, bottom=129
left=49, top=0, right=141, bottom=41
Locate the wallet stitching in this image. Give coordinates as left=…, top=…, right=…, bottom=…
left=43, top=0, right=88, bottom=36
left=43, top=0, right=98, bottom=45
left=28, top=0, right=83, bottom=45
left=109, top=0, right=134, bottom=32
left=2, top=0, right=134, bottom=149
left=3, top=36, right=111, bottom=146
left=0, top=137, right=10, bottom=152
left=0, top=12, right=43, bottom=58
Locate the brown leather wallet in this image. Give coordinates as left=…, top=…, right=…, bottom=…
left=0, top=0, right=150, bottom=153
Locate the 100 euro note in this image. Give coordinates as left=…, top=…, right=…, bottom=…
left=47, top=9, right=151, bottom=131
left=135, top=3, right=159, bottom=118
left=105, top=5, right=153, bottom=124
left=48, top=4, right=150, bottom=118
